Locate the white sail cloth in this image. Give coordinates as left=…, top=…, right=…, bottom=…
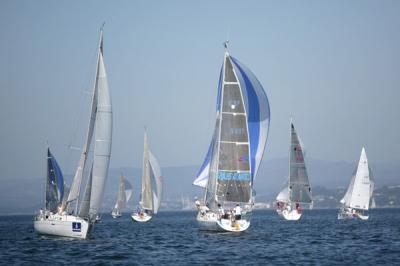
left=89, top=52, right=112, bottom=219
left=140, top=132, right=163, bottom=213
left=342, top=148, right=374, bottom=210
left=276, top=186, right=289, bottom=203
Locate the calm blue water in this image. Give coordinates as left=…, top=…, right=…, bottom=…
left=0, top=209, right=399, bottom=265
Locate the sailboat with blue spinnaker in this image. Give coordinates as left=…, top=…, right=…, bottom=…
left=193, top=43, right=270, bottom=232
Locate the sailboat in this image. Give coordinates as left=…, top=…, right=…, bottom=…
left=276, top=121, right=312, bottom=221
left=338, top=147, right=374, bottom=220
left=193, top=43, right=270, bottom=232
left=131, top=131, right=163, bottom=222
left=34, top=26, right=112, bottom=239
left=111, top=173, right=133, bottom=218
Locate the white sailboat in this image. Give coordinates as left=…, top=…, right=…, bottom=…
left=193, top=43, right=270, bottom=232
left=111, top=173, right=133, bottom=218
left=34, top=26, right=112, bottom=239
left=276, top=121, right=312, bottom=221
left=338, top=147, right=374, bottom=220
left=131, top=131, right=163, bottom=222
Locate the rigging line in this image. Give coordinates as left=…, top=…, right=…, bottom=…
left=65, top=33, right=101, bottom=177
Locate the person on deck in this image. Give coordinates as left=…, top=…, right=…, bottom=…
left=234, top=204, right=242, bottom=220
left=218, top=204, right=225, bottom=219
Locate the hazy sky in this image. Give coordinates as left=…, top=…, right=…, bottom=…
left=1, top=0, right=399, bottom=180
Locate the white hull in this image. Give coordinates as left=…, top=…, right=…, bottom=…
left=196, top=211, right=250, bottom=232
left=216, top=218, right=250, bottom=232
left=338, top=208, right=369, bottom=220
left=196, top=211, right=220, bottom=231
left=111, top=212, right=122, bottom=219
left=34, top=213, right=89, bottom=239
left=131, top=212, right=152, bottom=222
left=277, top=208, right=302, bottom=221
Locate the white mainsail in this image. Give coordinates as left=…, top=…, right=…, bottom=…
left=288, top=123, right=312, bottom=204
left=346, top=148, right=373, bottom=210
left=140, top=132, right=153, bottom=211
left=88, top=46, right=113, bottom=219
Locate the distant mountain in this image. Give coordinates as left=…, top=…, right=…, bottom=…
left=0, top=158, right=398, bottom=214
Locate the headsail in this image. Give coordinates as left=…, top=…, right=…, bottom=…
left=113, top=175, right=127, bottom=213
left=78, top=164, right=93, bottom=218
left=124, top=178, right=133, bottom=203
left=348, top=148, right=373, bottom=210
left=46, top=148, right=65, bottom=213
left=276, top=186, right=289, bottom=203
left=340, top=166, right=357, bottom=205
left=149, top=151, right=163, bottom=214
left=288, top=123, right=312, bottom=204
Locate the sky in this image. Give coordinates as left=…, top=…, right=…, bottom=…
left=0, top=0, right=399, bottom=181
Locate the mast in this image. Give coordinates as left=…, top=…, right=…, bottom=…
left=288, top=118, right=292, bottom=202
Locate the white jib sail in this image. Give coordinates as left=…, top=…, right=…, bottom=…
left=79, top=165, right=93, bottom=217
left=114, top=175, right=127, bottom=212
left=149, top=151, right=162, bottom=214
left=348, top=147, right=372, bottom=210
left=276, top=186, right=289, bottom=203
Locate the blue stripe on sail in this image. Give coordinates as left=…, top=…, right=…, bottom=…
left=231, top=57, right=270, bottom=182
left=52, top=155, right=64, bottom=202
left=193, top=138, right=213, bottom=187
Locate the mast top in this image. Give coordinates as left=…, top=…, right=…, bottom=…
left=223, top=40, right=229, bottom=52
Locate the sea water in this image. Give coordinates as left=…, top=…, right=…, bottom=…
left=0, top=209, right=399, bottom=265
